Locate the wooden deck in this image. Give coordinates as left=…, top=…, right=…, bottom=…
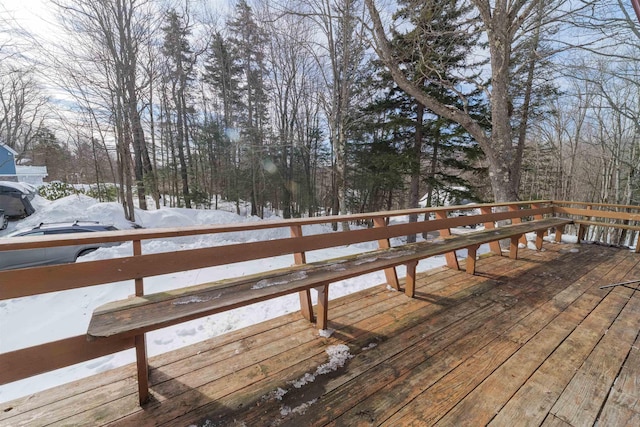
left=2, top=242, right=640, bottom=426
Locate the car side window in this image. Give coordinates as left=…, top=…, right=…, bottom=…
left=44, top=229, right=87, bottom=235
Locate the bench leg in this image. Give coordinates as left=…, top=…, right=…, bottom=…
left=298, top=290, right=315, bottom=323
left=405, top=261, right=418, bottom=298
left=466, top=244, right=479, bottom=274
left=555, top=225, right=564, bottom=243
left=519, top=234, right=527, bottom=246
left=135, top=334, right=150, bottom=405
left=383, top=267, right=400, bottom=291
left=509, top=235, right=521, bottom=259
left=444, top=251, right=460, bottom=270
left=535, top=230, right=545, bottom=250
left=315, top=285, right=329, bottom=331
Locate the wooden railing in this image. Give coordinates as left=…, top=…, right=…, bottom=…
left=552, top=201, right=640, bottom=253
left=0, top=200, right=636, bottom=395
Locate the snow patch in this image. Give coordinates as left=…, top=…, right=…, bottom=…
left=379, top=250, right=415, bottom=259
left=323, top=263, right=347, bottom=272
left=176, top=328, right=197, bottom=337
left=173, top=295, right=219, bottom=305
left=354, top=257, right=377, bottom=265
left=280, top=399, right=317, bottom=417
left=362, top=342, right=378, bottom=351
left=316, top=344, right=353, bottom=375
left=286, top=344, right=353, bottom=389
left=252, top=271, right=308, bottom=289
left=318, top=329, right=334, bottom=338
left=291, top=372, right=316, bottom=389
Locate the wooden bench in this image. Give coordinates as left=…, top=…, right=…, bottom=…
left=86, top=216, right=570, bottom=404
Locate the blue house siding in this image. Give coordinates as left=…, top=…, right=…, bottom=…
left=0, top=144, right=17, bottom=175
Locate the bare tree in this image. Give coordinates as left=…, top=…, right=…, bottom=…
left=53, top=0, right=159, bottom=219
left=0, top=66, right=47, bottom=155
left=284, top=0, right=368, bottom=227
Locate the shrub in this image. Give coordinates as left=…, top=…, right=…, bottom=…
left=39, top=182, right=83, bottom=200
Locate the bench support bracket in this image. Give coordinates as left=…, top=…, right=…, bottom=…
left=435, top=211, right=460, bottom=271
left=291, top=225, right=315, bottom=323
left=373, top=218, right=400, bottom=291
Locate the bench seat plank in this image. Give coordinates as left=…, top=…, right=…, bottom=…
left=87, top=217, right=571, bottom=341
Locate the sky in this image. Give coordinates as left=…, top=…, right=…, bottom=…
left=1, top=0, right=57, bottom=43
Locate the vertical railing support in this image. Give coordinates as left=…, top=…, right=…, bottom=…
left=531, top=202, right=545, bottom=220
left=373, top=217, right=400, bottom=291
left=578, top=204, right=592, bottom=243
left=133, top=239, right=149, bottom=405
left=508, top=205, right=527, bottom=245
left=480, top=206, right=502, bottom=255
left=435, top=211, right=460, bottom=270
left=290, top=225, right=315, bottom=323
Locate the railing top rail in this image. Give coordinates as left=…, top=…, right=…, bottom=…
left=552, top=200, right=640, bottom=210
left=0, top=200, right=553, bottom=252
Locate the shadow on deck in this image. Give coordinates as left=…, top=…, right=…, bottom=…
left=2, top=242, right=640, bottom=426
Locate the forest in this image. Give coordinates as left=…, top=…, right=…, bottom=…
left=1, top=0, right=640, bottom=223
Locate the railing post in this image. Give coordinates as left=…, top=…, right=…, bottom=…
left=290, top=225, right=314, bottom=323
left=133, top=239, right=149, bottom=405
left=480, top=206, right=502, bottom=255
left=531, top=202, right=544, bottom=220
left=373, top=217, right=400, bottom=291
left=435, top=210, right=460, bottom=270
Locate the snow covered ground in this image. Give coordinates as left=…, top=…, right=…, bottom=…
left=0, top=194, right=457, bottom=403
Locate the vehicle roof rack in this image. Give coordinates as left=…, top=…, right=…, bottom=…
left=32, top=221, right=101, bottom=229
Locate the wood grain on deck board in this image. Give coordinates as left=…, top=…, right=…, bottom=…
left=3, top=244, right=640, bottom=427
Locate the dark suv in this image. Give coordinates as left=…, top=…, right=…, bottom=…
left=0, top=209, right=6, bottom=230
left=0, top=221, right=119, bottom=270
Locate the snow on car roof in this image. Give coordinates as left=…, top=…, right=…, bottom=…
left=0, top=181, right=33, bottom=194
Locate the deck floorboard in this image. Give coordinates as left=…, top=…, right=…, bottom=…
left=2, top=242, right=640, bottom=427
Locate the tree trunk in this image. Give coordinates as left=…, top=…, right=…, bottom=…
left=407, top=102, right=424, bottom=243
left=365, top=0, right=538, bottom=203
